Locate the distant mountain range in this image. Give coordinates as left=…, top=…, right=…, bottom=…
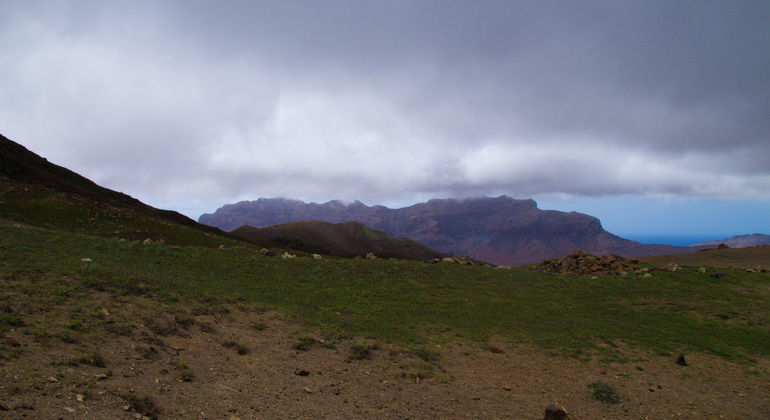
left=691, top=234, right=770, bottom=249
left=200, top=197, right=701, bottom=265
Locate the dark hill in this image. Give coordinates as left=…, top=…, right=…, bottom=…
left=201, top=196, right=689, bottom=265
left=0, top=133, right=227, bottom=244
left=232, top=220, right=450, bottom=261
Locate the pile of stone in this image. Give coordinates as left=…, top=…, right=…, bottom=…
left=535, top=250, right=642, bottom=276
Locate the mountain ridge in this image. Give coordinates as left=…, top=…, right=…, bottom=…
left=200, top=197, right=692, bottom=265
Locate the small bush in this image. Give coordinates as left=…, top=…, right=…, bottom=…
left=349, top=343, right=373, bottom=360
left=172, top=361, right=195, bottom=382
left=249, top=320, right=268, bottom=331
left=174, top=313, right=195, bottom=328
left=220, top=338, right=249, bottom=355
left=135, top=345, right=159, bottom=359
left=124, top=393, right=161, bottom=419
left=293, top=336, right=316, bottom=351
left=589, top=381, right=622, bottom=404
left=68, top=349, right=107, bottom=368
left=415, top=347, right=441, bottom=363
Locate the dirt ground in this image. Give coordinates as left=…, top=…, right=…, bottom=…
left=1, top=300, right=768, bottom=420
left=1, top=246, right=769, bottom=419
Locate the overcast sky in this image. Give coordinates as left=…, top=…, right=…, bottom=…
left=1, top=1, right=768, bottom=240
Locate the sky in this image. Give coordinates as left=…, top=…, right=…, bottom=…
left=1, top=1, right=768, bottom=243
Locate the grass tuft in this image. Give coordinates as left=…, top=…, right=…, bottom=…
left=589, top=381, right=622, bottom=404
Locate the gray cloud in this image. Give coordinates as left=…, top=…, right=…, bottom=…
left=1, top=1, right=768, bottom=218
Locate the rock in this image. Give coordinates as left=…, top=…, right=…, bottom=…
left=494, top=265, right=512, bottom=270
left=264, top=250, right=276, bottom=257
left=642, top=273, right=653, bottom=278
left=65, top=407, right=76, bottom=413
left=366, top=253, right=378, bottom=260
left=543, top=404, right=572, bottom=420
left=676, top=354, right=688, bottom=366
left=312, top=254, right=322, bottom=259
left=281, top=252, right=296, bottom=259
left=711, top=272, right=726, bottom=279
left=535, top=251, right=638, bottom=276
left=47, top=376, right=58, bottom=383
left=442, top=257, right=455, bottom=263
left=76, top=394, right=84, bottom=402
left=218, top=245, right=227, bottom=250
left=80, top=258, right=92, bottom=262
left=142, top=238, right=154, bottom=245
left=698, top=267, right=707, bottom=274
left=664, top=263, right=679, bottom=272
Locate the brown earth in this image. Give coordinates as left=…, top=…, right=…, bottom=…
left=2, top=267, right=769, bottom=419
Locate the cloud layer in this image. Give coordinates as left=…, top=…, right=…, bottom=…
left=1, top=1, right=768, bottom=215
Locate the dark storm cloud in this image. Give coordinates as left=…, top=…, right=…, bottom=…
left=0, top=1, right=768, bottom=215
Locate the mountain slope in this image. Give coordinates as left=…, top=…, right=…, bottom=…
left=0, top=134, right=231, bottom=246
left=200, top=196, right=688, bottom=265
left=232, top=220, right=450, bottom=261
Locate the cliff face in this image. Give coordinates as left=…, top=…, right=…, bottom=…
left=200, top=195, right=686, bottom=265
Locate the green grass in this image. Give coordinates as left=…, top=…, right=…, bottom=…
left=1, top=218, right=769, bottom=362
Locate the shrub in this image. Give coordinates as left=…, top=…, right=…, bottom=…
left=349, top=343, right=373, bottom=360
left=589, top=381, right=622, bottom=404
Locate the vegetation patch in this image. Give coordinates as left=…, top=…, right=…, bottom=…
left=349, top=343, right=375, bottom=360
left=589, top=381, right=622, bottom=404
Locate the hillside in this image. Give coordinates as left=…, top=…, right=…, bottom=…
left=232, top=220, right=451, bottom=261
left=0, top=134, right=242, bottom=248
left=200, top=197, right=688, bottom=265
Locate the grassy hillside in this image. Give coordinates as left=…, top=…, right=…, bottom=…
left=3, top=218, right=768, bottom=362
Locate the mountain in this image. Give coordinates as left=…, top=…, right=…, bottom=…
left=0, top=133, right=228, bottom=245
left=200, top=197, right=688, bottom=265
left=232, top=220, right=451, bottom=261
left=690, top=234, right=770, bottom=249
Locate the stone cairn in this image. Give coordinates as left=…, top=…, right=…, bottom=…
left=535, top=250, right=643, bottom=276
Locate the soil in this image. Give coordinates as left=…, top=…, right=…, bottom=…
left=1, top=248, right=769, bottom=419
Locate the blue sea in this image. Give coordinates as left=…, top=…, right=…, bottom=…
left=622, top=234, right=726, bottom=247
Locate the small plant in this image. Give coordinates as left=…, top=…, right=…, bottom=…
left=124, top=393, right=161, bottom=419
left=68, top=349, right=107, bottom=368
left=174, top=313, right=195, bottom=328
left=293, top=336, right=316, bottom=351
left=415, top=347, right=441, bottom=363
left=349, top=343, right=373, bottom=360
left=220, top=337, right=250, bottom=355
left=249, top=320, right=268, bottom=331
left=171, top=360, right=195, bottom=382
left=589, top=381, right=622, bottom=404
left=135, top=345, right=159, bottom=359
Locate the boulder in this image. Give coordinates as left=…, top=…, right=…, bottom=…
left=543, top=404, right=572, bottom=420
